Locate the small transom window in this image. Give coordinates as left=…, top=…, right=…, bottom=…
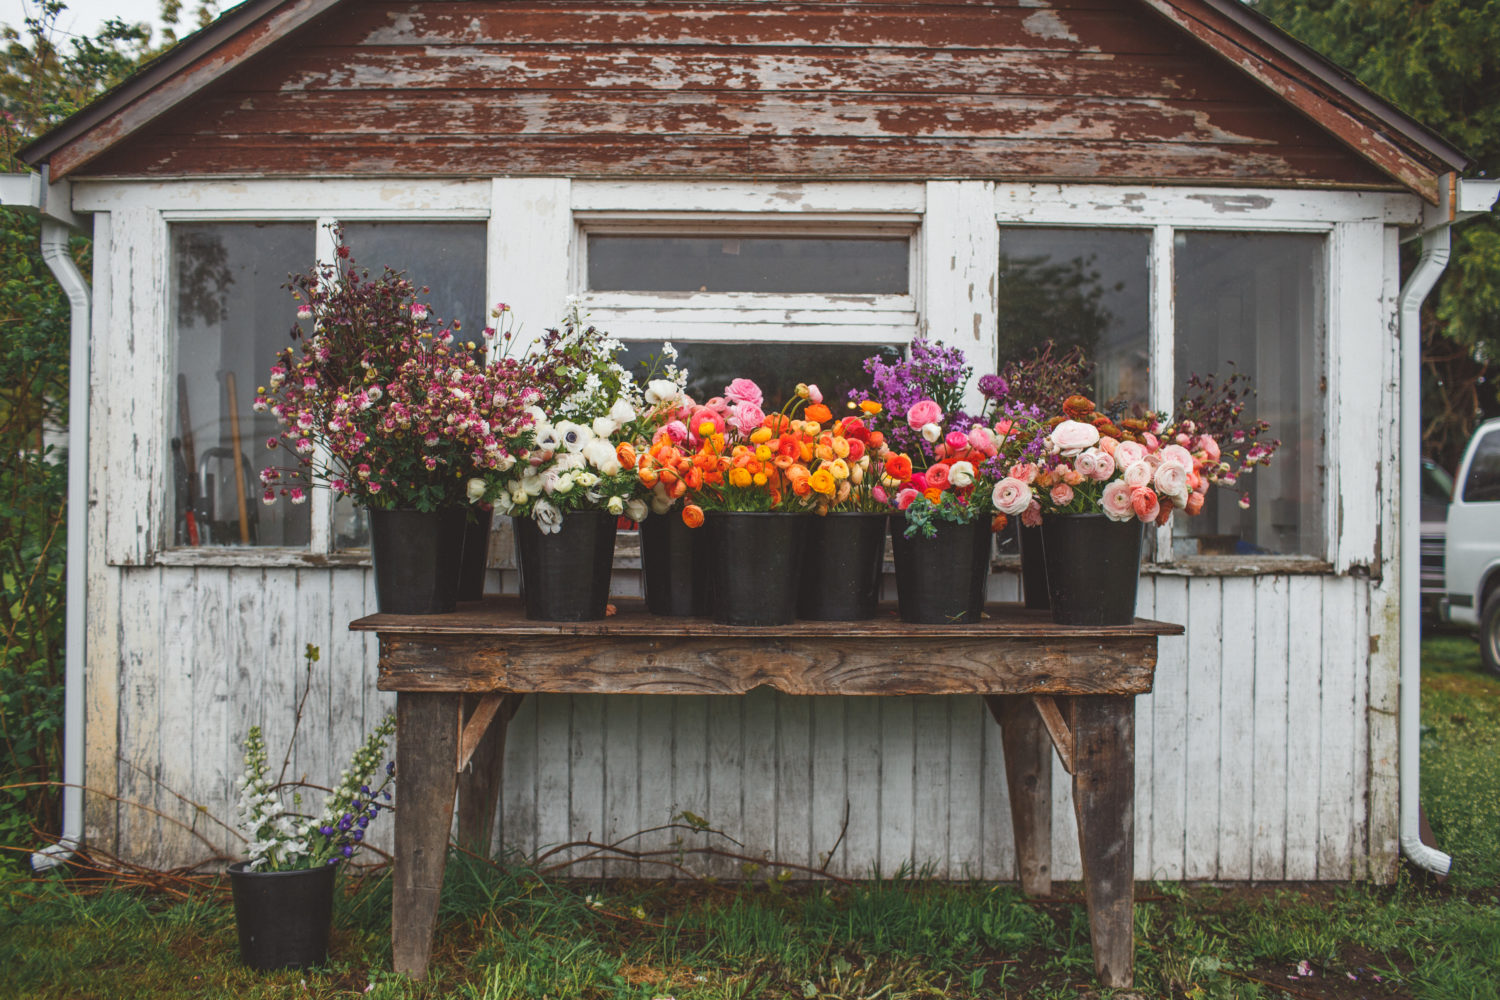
left=586, top=234, right=910, bottom=294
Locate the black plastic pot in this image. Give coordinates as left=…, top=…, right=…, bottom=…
left=368, top=507, right=467, bottom=615
left=797, top=512, right=888, bottom=621
left=513, top=511, right=618, bottom=621
left=456, top=507, right=495, bottom=602
left=889, top=516, right=992, bottom=624
left=640, top=512, right=711, bottom=616
left=1039, top=513, right=1144, bottom=626
left=228, top=861, right=336, bottom=970
left=704, top=512, right=811, bottom=626
left=1018, top=523, right=1050, bottom=610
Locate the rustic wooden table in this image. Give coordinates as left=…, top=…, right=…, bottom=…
left=351, top=597, right=1181, bottom=987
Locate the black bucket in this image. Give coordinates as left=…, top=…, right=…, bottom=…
left=704, top=512, right=811, bottom=626
left=1040, top=513, right=1144, bottom=625
left=1018, top=523, right=1050, bottom=610
left=368, top=507, right=467, bottom=615
left=640, top=512, right=711, bottom=616
left=889, top=516, right=992, bottom=624
left=513, top=510, right=618, bottom=621
left=228, top=861, right=336, bottom=970
left=797, top=512, right=888, bottom=621
left=456, top=506, right=495, bottom=602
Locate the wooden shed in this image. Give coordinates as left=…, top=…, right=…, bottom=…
left=18, top=0, right=1473, bottom=882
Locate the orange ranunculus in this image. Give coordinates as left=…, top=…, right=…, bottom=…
left=728, top=467, right=753, bottom=488
left=616, top=442, right=638, bottom=469
left=682, top=504, right=705, bottom=528
left=659, top=467, right=679, bottom=486
left=791, top=475, right=813, bottom=497
left=859, top=400, right=883, bottom=415
left=765, top=413, right=791, bottom=434
left=668, top=478, right=687, bottom=499
left=884, top=453, right=913, bottom=482
left=868, top=430, right=885, bottom=449
left=772, top=454, right=795, bottom=470
left=1063, top=394, right=1096, bottom=421
left=798, top=440, right=814, bottom=462
left=991, top=513, right=1009, bottom=533
left=924, top=486, right=943, bottom=503
left=638, top=467, right=659, bottom=488
left=815, top=443, right=835, bottom=463
left=810, top=468, right=837, bottom=495
left=684, top=465, right=704, bottom=490
left=831, top=436, right=850, bottom=459
left=805, top=402, right=833, bottom=424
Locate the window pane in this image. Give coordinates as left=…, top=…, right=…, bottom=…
left=171, top=223, right=314, bottom=548
left=617, top=341, right=900, bottom=415
left=588, top=235, right=909, bottom=294
left=996, top=228, right=1151, bottom=406
left=1461, top=431, right=1500, bottom=502
left=1173, top=232, right=1326, bottom=558
left=335, top=222, right=489, bottom=548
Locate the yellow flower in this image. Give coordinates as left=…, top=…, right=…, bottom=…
left=829, top=458, right=851, bottom=480
left=755, top=444, right=773, bottom=462
left=699, top=420, right=716, bottom=437
left=831, top=436, right=850, bottom=458
left=753, top=472, right=768, bottom=486
left=749, top=427, right=773, bottom=445
left=728, top=467, right=753, bottom=488
left=803, top=421, right=822, bottom=436
left=795, top=383, right=811, bottom=398
left=860, top=400, right=883, bottom=415
left=810, top=468, right=837, bottom=495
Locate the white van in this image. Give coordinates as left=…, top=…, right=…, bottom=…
left=1442, top=416, right=1500, bottom=673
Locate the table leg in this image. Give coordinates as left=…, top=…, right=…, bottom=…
left=985, top=695, right=1052, bottom=897
left=457, top=694, right=525, bottom=857
left=1068, top=695, right=1135, bottom=988
left=393, top=691, right=461, bottom=978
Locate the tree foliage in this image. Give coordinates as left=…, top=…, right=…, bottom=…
left=1256, top=0, right=1500, bottom=470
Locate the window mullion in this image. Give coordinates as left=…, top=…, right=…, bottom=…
left=308, top=217, right=339, bottom=554
left=1150, top=225, right=1175, bottom=563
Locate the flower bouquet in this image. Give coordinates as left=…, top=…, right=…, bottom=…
left=229, top=691, right=395, bottom=970
left=256, top=234, right=535, bottom=614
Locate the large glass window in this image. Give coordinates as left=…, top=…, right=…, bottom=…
left=170, top=223, right=314, bottom=548
left=1173, top=232, right=1325, bottom=558
left=996, top=228, right=1151, bottom=407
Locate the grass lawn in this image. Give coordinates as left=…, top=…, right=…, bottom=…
left=3, top=637, right=1498, bottom=1000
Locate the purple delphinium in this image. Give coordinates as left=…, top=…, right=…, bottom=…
left=849, top=336, right=977, bottom=461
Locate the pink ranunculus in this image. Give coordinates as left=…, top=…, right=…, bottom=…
left=1090, top=448, right=1116, bottom=480
left=1122, top=460, right=1154, bottom=490
left=1130, top=487, right=1160, bottom=522
left=1021, top=500, right=1043, bottom=527
left=872, top=484, right=889, bottom=504
left=733, top=402, right=765, bottom=436
left=1154, top=460, right=1190, bottom=503
left=688, top=407, right=725, bottom=441
left=1185, top=490, right=1206, bottom=516
left=1097, top=435, right=1118, bottom=456
left=1161, top=444, right=1195, bottom=470
left=896, top=487, right=921, bottom=510
left=1009, top=462, right=1038, bottom=484
left=1049, top=419, right=1100, bottom=456
left=1075, top=450, right=1099, bottom=479
left=665, top=420, right=688, bottom=444
left=968, top=426, right=998, bottom=456
left=1102, top=481, right=1135, bottom=522
left=926, top=462, right=952, bottom=491
left=725, top=378, right=763, bottom=409
left=909, top=471, right=928, bottom=492
left=945, top=431, right=969, bottom=453
left=992, top=477, right=1034, bottom=516
left=1197, top=434, right=1221, bottom=463
left=1114, top=440, right=1146, bottom=467
left=806, top=383, right=823, bottom=404
left=906, top=399, right=943, bottom=430
left=1143, top=432, right=1160, bottom=452
left=1050, top=483, right=1074, bottom=506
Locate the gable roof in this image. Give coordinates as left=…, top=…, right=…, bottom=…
left=20, top=0, right=1470, bottom=200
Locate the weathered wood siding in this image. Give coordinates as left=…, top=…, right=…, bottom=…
left=99, top=566, right=1391, bottom=881
left=80, top=0, right=1390, bottom=187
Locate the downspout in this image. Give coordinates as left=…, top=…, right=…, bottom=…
left=1396, top=203, right=1453, bottom=876
left=30, top=177, right=89, bottom=871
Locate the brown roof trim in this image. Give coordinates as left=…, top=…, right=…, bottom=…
left=19, top=0, right=344, bottom=177
left=1139, top=0, right=1470, bottom=201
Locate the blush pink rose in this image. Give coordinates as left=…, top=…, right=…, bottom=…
left=1089, top=448, right=1116, bottom=480
left=1114, top=440, right=1147, bottom=468
left=725, top=378, right=763, bottom=409
left=896, top=487, right=921, bottom=510
left=1102, top=480, right=1135, bottom=522
left=906, top=399, right=943, bottom=430
left=1050, top=483, right=1074, bottom=505
left=992, top=477, right=1034, bottom=516
left=1009, top=462, right=1039, bottom=484
left=968, top=426, right=998, bottom=456
left=1130, top=487, right=1160, bottom=522
left=1197, top=434, right=1221, bottom=463
left=1075, top=449, right=1100, bottom=478
left=733, top=402, right=765, bottom=436
left=1122, top=460, right=1153, bottom=490
left=926, top=462, right=952, bottom=491
left=1098, top=435, right=1118, bottom=456
left=1142, top=432, right=1160, bottom=452
left=1154, top=460, right=1189, bottom=502
left=1161, top=444, right=1195, bottom=470
left=1049, top=419, right=1100, bottom=455
left=1021, top=499, right=1043, bottom=527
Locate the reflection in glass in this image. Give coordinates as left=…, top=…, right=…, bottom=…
left=1461, top=432, right=1500, bottom=502
left=171, top=223, right=314, bottom=548
left=588, top=235, right=910, bottom=294
left=1173, top=232, right=1325, bottom=558
left=996, top=228, right=1150, bottom=409
left=617, top=341, right=900, bottom=417
left=334, top=223, right=489, bottom=548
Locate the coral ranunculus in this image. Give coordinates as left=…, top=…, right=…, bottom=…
left=805, top=402, right=833, bottom=424
left=906, top=399, right=943, bottom=430
left=884, top=453, right=913, bottom=482
left=682, top=504, right=705, bottom=528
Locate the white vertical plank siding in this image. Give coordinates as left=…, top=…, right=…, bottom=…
left=1184, top=578, right=1224, bottom=879
left=1317, top=579, right=1358, bottom=878
left=947, top=697, right=985, bottom=879
left=1251, top=574, right=1290, bottom=880
left=912, top=697, right=950, bottom=877
left=500, top=695, right=538, bottom=858
left=811, top=698, right=847, bottom=873
left=878, top=698, right=916, bottom=876
left=979, top=695, right=1013, bottom=881
left=155, top=568, right=199, bottom=863
left=705, top=697, right=745, bottom=878
left=1284, top=576, right=1324, bottom=879
left=567, top=695, right=606, bottom=875
left=1150, top=577, right=1190, bottom=879
left=741, top=689, right=779, bottom=868
left=535, top=693, right=573, bottom=861
left=775, top=694, right=814, bottom=870
left=1050, top=741, right=1082, bottom=882
left=117, top=568, right=162, bottom=863
left=192, top=569, right=232, bottom=857
left=636, top=698, right=677, bottom=866
left=1217, top=577, right=1257, bottom=879
left=295, top=570, right=334, bottom=802
left=842, top=698, right=881, bottom=877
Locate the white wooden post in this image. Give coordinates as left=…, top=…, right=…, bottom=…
left=923, top=181, right=998, bottom=412
left=489, top=178, right=573, bottom=359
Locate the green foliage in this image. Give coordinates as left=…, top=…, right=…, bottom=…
left=1420, top=631, right=1500, bottom=888
left=1254, top=0, right=1500, bottom=468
